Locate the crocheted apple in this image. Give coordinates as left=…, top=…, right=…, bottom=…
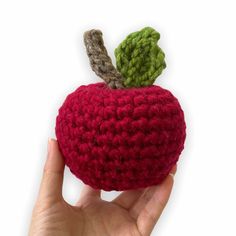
left=56, top=27, right=186, bottom=191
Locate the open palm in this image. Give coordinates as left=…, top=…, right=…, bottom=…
left=29, top=139, right=176, bottom=236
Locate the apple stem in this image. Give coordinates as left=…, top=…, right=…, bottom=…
left=84, top=29, right=125, bottom=89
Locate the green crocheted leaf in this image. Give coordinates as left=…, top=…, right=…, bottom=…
left=115, top=27, right=166, bottom=88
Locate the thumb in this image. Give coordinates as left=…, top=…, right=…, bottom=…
left=38, top=139, right=65, bottom=202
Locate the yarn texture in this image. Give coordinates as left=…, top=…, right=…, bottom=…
left=84, top=30, right=125, bottom=89
left=115, top=27, right=166, bottom=87
left=55, top=27, right=186, bottom=191
left=56, top=83, right=186, bottom=191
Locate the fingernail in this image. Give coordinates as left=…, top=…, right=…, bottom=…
left=169, top=165, right=177, bottom=178
left=169, top=173, right=175, bottom=178
left=47, top=138, right=52, bottom=156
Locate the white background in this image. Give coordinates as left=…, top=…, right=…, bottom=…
left=0, top=0, right=236, bottom=235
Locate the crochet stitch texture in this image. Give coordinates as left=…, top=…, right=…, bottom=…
left=115, top=27, right=166, bottom=87
left=56, top=83, right=186, bottom=191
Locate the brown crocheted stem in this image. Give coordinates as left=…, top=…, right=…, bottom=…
left=84, top=29, right=125, bottom=89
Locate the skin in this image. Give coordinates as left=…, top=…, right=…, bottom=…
left=29, top=139, right=177, bottom=236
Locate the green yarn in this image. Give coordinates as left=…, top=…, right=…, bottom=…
left=115, top=27, right=166, bottom=88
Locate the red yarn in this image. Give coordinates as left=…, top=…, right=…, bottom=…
left=56, top=83, right=186, bottom=191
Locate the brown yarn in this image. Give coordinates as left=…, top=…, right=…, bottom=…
left=84, top=29, right=124, bottom=89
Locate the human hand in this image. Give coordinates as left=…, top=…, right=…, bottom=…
left=29, top=139, right=176, bottom=236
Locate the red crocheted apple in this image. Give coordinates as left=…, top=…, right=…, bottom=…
left=56, top=27, right=186, bottom=191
